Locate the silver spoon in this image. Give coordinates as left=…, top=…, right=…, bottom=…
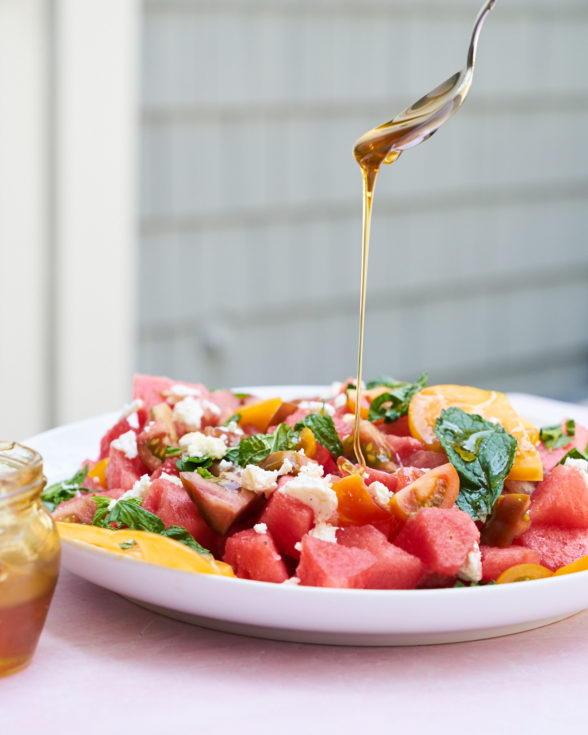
left=353, top=0, right=496, bottom=172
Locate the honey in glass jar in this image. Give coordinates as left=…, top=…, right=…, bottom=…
left=0, top=441, right=60, bottom=676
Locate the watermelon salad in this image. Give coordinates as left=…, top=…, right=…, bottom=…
left=45, top=373, right=588, bottom=589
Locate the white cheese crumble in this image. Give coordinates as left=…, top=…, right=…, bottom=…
left=308, top=522, right=339, bottom=543
left=120, top=398, right=144, bottom=421
left=253, top=522, right=268, bottom=534
left=110, top=430, right=138, bottom=460
left=241, top=464, right=279, bottom=494
left=279, top=462, right=338, bottom=523
left=282, top=576, right=300, bottom=585
left=159, top=472, right=183, bottom=487
left=179, top=431, right=227, bottom=459
left=173, top=397, right=205, bottom=430
left=216, top=420, right=244, bottom=436
left=107, top=474, right=151, bottom=511
left=298, top=400, right=335, bottom=416
left=218, top=459, right=235, bottom=473
left=277, top=457, right=295, bottom=476
left=322, top=381, right=344, bottom=400
left=565, top=457, right=588, bottom=481
left=341, top=413, right=355, bottom=424
left=457, top=542, right=482, bottom=584
left=368, top=480, right=393, bottom=507
left=169, top=383, right=203, bottom=399
left=333, top=393, right=348, bottom=410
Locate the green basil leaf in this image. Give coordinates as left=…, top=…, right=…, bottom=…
left=196, top=466, right=215, bottom=480
left=224, top=424, right=299, bottom=467
left=222, top=413, right=241, bottom=426
left=164, top=446, right=182, bottom=457
left=294, top=413, right=343, bottom=459
left=175, top=456, right=213, bottom=473
left=367, top=372, right=428, bottom=423
left=92, top=497, right=211, bottom=556
left=539, top=421, right=575, bottom=450
left=434, top=407, right=517, bottom=521
left=557, top=447, right=588, bottom=466
left=160, top=526, right=212, bottom=557
left=42, top=465, right=90, bottom=512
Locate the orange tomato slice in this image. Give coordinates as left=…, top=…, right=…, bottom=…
left=57, top=522, right=235, bottom=576
left=237, top=397, right=282, bottom=433
left=408, top=385, right=543, bottom=482
left=496, top=563, right=553, bottom=584
left=389, top=463, right=460, bottom=521
left=331, top=474, right=392, bottom=525
left=554, top=555, right=588, bottom=576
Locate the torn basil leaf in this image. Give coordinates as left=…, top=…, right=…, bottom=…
left=368, top=373, right=428, bottom=424
left=539, top=420, right=575, bottom=450
left=175, top=456, right=213, bottom=473
left=294, top=413, right=343, bottom=459
left=224, top=423, right=299, bottom=467
left=42, top=465, right=90, bottom=512
left=434, top=407, right=517, bottom=521
left=557, top=446, right=588, bottom=466
left=91, top=497, right=211, bottom=556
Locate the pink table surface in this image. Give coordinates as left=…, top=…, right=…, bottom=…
left=2, top=568, right=588, bottom=732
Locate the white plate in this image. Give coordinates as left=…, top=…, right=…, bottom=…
left=26, top=387, right=588, bottom=646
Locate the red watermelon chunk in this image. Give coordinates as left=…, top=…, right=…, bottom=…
left=52, top=488, right=124, bottom=524
left=337, top=525, right=424, bottom=589
left=259, top=488, right=315, bottom=559
left=296, top=535, right=376, bottom=588
left=517, top=524, right=588, bottom=571
left=223, top=528, right=289, bottom=583
left=529, top=463, right=588, bottom=529
left=404, top=450, right=448, bottom=470
left=385, top=434, right=425, bottom=464
left=538, top=421, right=588, bottom=472
left=480, top=545, right=541, bottom=582
left=143, top=476, right=223, bottom=556
left=132, top=374, right=209, bottom=411
left=106, top=445, right=146, bottom=491
left=394, top=507, right=480, bottom=576
left=99, top=417, right=134, bottom=460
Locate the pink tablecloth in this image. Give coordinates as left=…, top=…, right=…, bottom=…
left=3, top=569, right=588, bottom=731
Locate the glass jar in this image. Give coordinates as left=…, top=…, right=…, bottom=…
left=0, top=441, right=60, bottom=676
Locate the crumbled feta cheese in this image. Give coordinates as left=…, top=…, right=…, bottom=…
left=121, top=398, right=144, bottom=420
left=277, top=457, right=295, bottom=476
left=342, top=413, right=355, bottom=424
left=565, top=457, right=588, bottom=481
left=179, top=431, right=227, bottom=459
left=368, top=480, right=393, bottom=507
left=253, top=522, right=268, bottom=534
left=241, top=465, right=278, bottom=494
left=279, top=462, right=338, bottom=523
left=298, top=400, right=335, bottom=416
left=169, top=384, right=203, bottom=399
left=159, top=472, right=183, bottom=487
left=282, top=576, right=300, bottom=585
left=308, top=522, right=339, bottom=543
left=203, top=399, right=221, bottom=416
left=322, top=381, right=344, bottom=400
left=108, top=474, right=151, bottom=511
left=457, top=542, right=482, bottom=584
left=110, top=430, right=138, bottom=460
left=333, top=393, right=348, bottom=410
left=173, top=397, right=205, bottom=430
left=218, top=459, right=235, bottom=473
left=217, top=420, right=244, bottom=436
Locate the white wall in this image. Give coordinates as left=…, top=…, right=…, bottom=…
left=137, top=0, right=588, bottom=400
left=0, top=0, right=139, bottom=440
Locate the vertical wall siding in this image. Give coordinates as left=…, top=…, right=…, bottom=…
left=138, top=0, right=588, bottom=400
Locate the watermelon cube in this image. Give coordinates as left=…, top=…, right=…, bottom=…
left=259, top=489, right=315, bottom=559
left=223, top=528, right=289, bottom=583
left=296, top=535, right=376, bottom=588
left=337, top=525, right=424, bottom=589
left=538, top=421, right=588, bottom=472
left=480, top=545, right=541, bottom=582
left=394, top=507, right=480, bottom=576
left=529, top=463, right=588, bottom=529
left=517, top=524, right=588, bottom=571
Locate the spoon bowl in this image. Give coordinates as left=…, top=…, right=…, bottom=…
left=353, top=0, right=496, bottom=171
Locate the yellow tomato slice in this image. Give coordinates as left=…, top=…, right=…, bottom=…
left=56, top=522, right=235, bottom=577
left=87, top=458, right=109, bottom=487
left=408, top=384, right=543, bottom=482
left=554, top=555, right=588, bottom=576
left=496, top=563, right=553, bottom=584
left=237, top=397, right=282, bottom=433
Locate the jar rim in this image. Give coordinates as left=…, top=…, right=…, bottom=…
left=0, top=441, right=44, bottom=498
